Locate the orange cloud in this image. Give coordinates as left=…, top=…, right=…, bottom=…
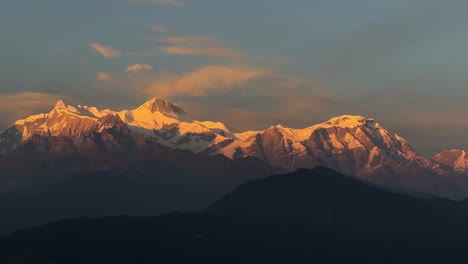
left=155, top=35, right=240, bottom=59
left=143, top=65, right=270, bottom=97
left=0, top=92, right=68, bottom=128
left=97, top=72, right=114, bottom=81
left=131, top=0, right=185, bottom=8
left=90, top=43, right=122, bottom=58
left=125, top=64, right=153, bottom=72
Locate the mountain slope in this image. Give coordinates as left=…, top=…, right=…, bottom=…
left=220, top=115, right=430, bottom=172
left=3, top=167, right=468, bottom=263
left=434, top=149, right=468, bottom=173
left=217, top=115, right=466, bottom=199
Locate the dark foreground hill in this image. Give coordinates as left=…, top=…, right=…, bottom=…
left=3, top=166, right=468, bottom=264
left=0, top=149, right=280, bottom=236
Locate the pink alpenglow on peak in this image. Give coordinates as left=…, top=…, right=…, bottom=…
left=434, top=149, right=468, bottom=172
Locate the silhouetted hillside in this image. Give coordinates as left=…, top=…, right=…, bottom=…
left=3, top=167, right=468, bottom=263
left=0, top=149, right=282, bottom=235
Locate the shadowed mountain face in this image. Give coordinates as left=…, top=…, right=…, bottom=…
left=3, top=167, right=468, bottom=264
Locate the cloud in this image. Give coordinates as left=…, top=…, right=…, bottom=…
left=143, top=65, right=270, bottom=97
left=173, top=92, right=344, bottom=132
left=148, top=24, right=168, bottom=33
left=125, top=64, right=153, bottom=72
left=158, top=36, right=221, bottom=45
left=155, top=35, right=240, bottom=59
left=97, top=72, right=114, bottom=81
left=161, top=46, right=239, bottom=59
left=90, top=43, right=122, bottom=58
left=0, top=92, right=67, bottom=129
left=131, top=0, right=185, bottom=8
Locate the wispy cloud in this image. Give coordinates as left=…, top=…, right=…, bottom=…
left=0, top=92, right=68, bottom=129
left=125, top=64, right=153, bottom=72
left=90, top=43, right=122, bottom=58
left=161, top=46, right=239, bottom=59
left=155, top=35, right=240, bottom=59
left=158, top=36, right=221, bottom=45
left=143, top=65, right=270, bottom=97
left=131, top=0, right=185, bottom=8
left=97, top=72, right=114, bottom=81
left=89, top=36, right=238, bottom=60
left=148, top=24, right=168, bottom=33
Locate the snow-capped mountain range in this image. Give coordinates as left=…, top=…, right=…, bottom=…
left=1, top=98, right=233, bottom=154
left=1, top=98, right=468, bottom=199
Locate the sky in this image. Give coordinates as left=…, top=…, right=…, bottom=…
left=0, top=0, right=467, bottom=157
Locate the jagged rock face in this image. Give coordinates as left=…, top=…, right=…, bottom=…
left=83, top=98, right=233, bottom=153
left=229, top=116, right=422, bottom=174
left=16, top=114, right=157, bottom=155
left=218, top=116, right=465, bottom=199
left=0, top=102, right=95, bottom=153
left=301, top=124, right=418, bottom=175
left=11, top=101, right=95, bottom=139
left=247, top=127, right=299, bottom=169
left=0, top=107, right=158, bottom=155
left=434, top=149, right=468, bottom=173
left=16, top=110, right=96, bottom=138
left=0, top=127, right=21, bottom=153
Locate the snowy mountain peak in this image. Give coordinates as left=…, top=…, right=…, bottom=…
left=270, top=124, right=285, bottom=129
left=55, top=100, right=66, bottom=108
left=136, top=98, right=186, bottom=116
left=322, top=115, right=374, bottom=128
left=52, top=100, right=82, bottom=115
left=434, top=149, right=468, bottom=172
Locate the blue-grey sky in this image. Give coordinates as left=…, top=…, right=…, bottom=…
left=1, top=0, right=467, bottom=156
